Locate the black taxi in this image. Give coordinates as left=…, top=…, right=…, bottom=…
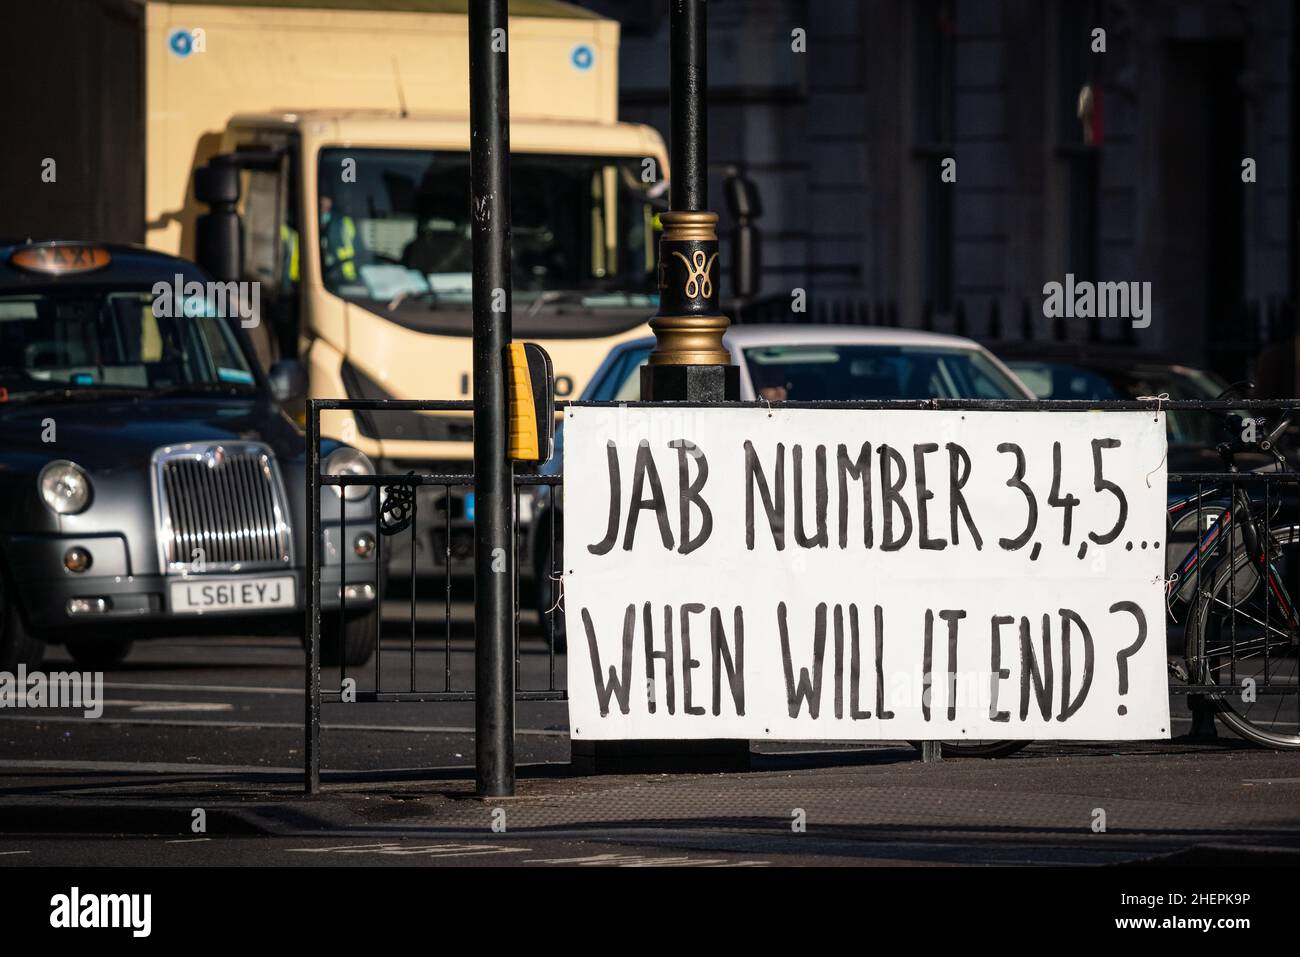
left=0, top=241, right=380, bottom=669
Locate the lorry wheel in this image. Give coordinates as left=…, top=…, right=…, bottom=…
left=316, top=609, right=379, bottom=667
left=64, top=639, right=133, bottom=670
left=0, top=576, right=44, bottom=671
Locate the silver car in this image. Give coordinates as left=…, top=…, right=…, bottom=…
left=528, top=324, right=1034, bottom=649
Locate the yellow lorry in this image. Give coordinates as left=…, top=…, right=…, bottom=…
left=13, top=0, right=667, bottom=471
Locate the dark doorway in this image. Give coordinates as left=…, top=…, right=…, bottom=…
left=1156, top=39, right=1245, bottom=379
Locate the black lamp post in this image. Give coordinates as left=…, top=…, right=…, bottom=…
left=640, top=0, right=740, bottom=404
left=574, top=0, right=748, bottom=775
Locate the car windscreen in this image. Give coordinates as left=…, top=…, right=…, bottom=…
left=1005, top=358, right=1230, bottom=445
left=588, top=346, right=653, bottom=401
left=741, top=344, right=1028, bottom=401
left=1004, top=360, right=1122, bottom=400
left=0, top=291, right=256, bottom=401
left=1104, top=364, right=1231, bottom=445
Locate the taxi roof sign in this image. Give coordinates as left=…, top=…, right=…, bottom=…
left=10, top=244, right=112, bottom=276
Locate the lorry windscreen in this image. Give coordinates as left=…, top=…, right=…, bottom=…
left=0, top=292, right=257, bottom=403
left=316, top=148, right=659, bottom=313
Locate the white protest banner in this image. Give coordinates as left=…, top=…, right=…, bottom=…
left=564, top=406, right=1170, bottom=741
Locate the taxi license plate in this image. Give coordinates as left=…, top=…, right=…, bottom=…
left=170, top=577, right=295, bottom=614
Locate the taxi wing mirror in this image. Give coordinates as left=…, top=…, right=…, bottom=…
left=268, top=358, right=308, bottom=404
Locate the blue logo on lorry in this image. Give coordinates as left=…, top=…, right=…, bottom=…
left=571, top=44, right=594, bottom=71
left=168, top=28, right=193, bottom=58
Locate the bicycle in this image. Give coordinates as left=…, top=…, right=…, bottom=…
left=1173, top=405, right=1300, bottom=748
left=924, top=395, right=1300, bottom=757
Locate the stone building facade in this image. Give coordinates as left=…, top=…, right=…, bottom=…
left=581, top=0, right=1297, bottom=387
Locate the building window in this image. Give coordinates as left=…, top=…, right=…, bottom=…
left=1056, top=0, right=1101, bottom=280
left=913, top=0, right=956, bottom=313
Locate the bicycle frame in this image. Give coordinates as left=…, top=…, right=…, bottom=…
left=1167, top=480, right=1299, bottom=631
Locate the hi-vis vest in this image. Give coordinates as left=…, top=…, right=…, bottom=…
left=323, top=215, right=358, bottom=281
left=280, top=223, right=300, bottom=283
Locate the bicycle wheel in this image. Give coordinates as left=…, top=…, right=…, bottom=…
left=1185, top=525, right=1300, bottom=748
left=910, top=740, right=1029, bottom=759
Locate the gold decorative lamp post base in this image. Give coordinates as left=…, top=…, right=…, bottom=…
left=641, top=212, right=739, bottom=400
left=647, top=211, right=732, bottom=367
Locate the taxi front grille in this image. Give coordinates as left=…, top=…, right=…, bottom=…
left=154, top=444, right=292, bottom=572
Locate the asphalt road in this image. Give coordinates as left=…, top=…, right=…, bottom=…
left=2, top=602, right=573, bottom=773
left=2, top=604, right=1299, bottom=867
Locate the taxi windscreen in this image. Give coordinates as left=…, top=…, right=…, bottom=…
left=0, top=292, right=256, bottom=402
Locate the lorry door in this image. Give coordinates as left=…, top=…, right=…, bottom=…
left=235, top=145, right=302, bottom=371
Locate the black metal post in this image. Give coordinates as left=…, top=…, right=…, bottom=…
left=1291, top=0, right=1300, bottom=396
left=470, top=0, right=516, bottom=798
left=304, top=401, right=321, bottom=795
left=641, top=0, right=738, bottom=402
left=670, top=0, right=706, bottom=213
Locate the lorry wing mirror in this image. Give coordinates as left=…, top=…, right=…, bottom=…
left=724, top=170, right=763, bottom=220
left=194, top=156, right=243, bottom=283
left=723, top=170, right=763, bottom=304
left=194, top=159, right=241, bottom=207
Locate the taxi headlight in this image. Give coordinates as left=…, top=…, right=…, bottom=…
left=39, top=460, right=92, bottom=515
left=323, top=447, right=374, bottom=502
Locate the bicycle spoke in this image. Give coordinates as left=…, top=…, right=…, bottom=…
left=1206, top=655, right=1298, bottom=683
left=1207, top=598, right=1294, bottom=643
left=1188, top=524, right=1300, bottom=746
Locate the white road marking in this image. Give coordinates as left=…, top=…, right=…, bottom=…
left=165, top=838, right=213, bottom=844
left=524, top=852, right=768, bottom=867
left=105, top=682, right=302, bottom=696
left=0, top=713, right=567, bottom=736
left=0, top=757, right=564, bottom=777
left=0, top=758, right=299, bottom=775
left=129, top=703, right=235, bottom=713
left=101, top=699, right=235, bottom=713
left=287, top=843, right=524, bottom=858
left=0, top=850, right=32, bottom=856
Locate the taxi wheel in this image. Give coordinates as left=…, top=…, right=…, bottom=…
left=0, top=576, right=44, bottom=671
left=318, top=609, right=378, bottom=668
left=64, top=639, right=133, bottom=670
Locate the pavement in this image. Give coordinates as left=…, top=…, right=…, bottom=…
left=2, top=607, right=1299, bottom=866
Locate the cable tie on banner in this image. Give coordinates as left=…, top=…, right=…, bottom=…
left=1144, top=448, right=1168, bottom=488
left=546, top=568, right=565, bottom=615
left=1136, top=393, right=1171, bottom=487
left=1164, top=572, right=1180, bottom=623
left=1136, top=391, right=1170, bottom=420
